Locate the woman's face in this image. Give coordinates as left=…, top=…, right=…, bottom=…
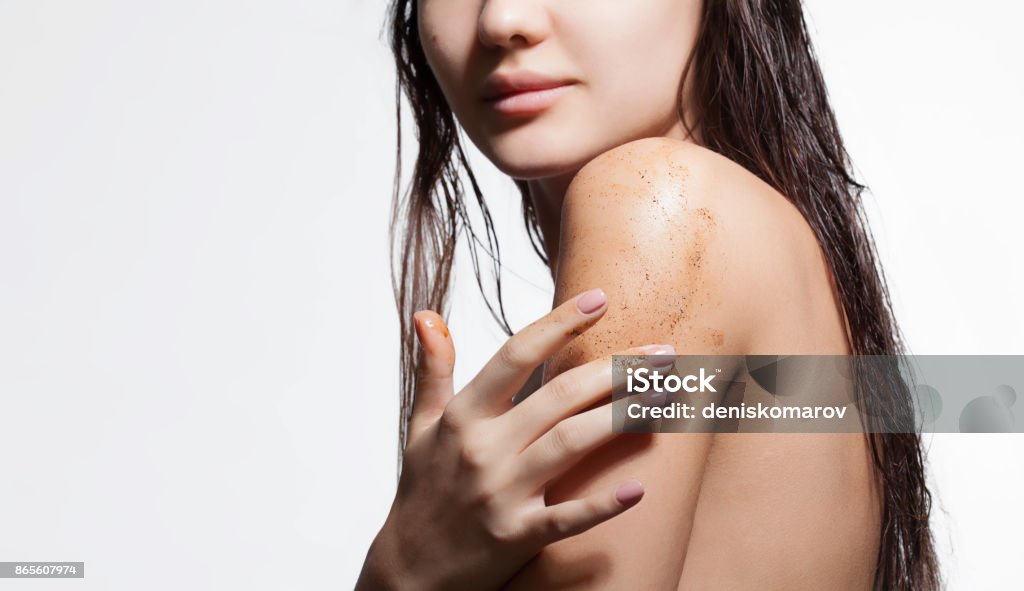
left=417, top=0, right=702, bottom=181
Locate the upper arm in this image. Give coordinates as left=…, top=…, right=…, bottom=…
left=543, top=137, right=762, bottom=380
left=504, top=138, right=774, bottom=589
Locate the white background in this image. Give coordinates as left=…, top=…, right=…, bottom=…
left=0, top=0, right=1021, bottom=589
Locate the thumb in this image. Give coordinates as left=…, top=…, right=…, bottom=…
left=409, top=310, right=456, bottom=441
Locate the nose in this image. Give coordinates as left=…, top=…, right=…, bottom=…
left=477, top=0, right=550, bottom=49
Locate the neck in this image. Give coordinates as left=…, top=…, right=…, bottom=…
left=525, top=172, right=575, bottom=280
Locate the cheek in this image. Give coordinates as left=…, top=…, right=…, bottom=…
left=574, top=5, right=699, bottom=123
left=417, top=5, right=474, bottom=111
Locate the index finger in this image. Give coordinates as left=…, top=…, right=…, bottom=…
left=456, top=288, right=609, bottom=417
left=498, top=344, right=677, bottom=450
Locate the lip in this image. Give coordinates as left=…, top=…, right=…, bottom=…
left=481, top=70, right=576, bottom=116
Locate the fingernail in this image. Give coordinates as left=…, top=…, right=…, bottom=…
left=645, top=344, right=676, bottom=369
left=615, top=479, right=644, bottom=507
left=417, top=311, right=450, bottom=338
left=639, top=344, right=675, bottom=356
left=576, top=288, right=607, bottom=315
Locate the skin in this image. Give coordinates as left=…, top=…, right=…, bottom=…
left=357, top=295, right=679, bottom=591
left=418, top=0, right=703, bottom=225
left=414, top=0, right=882, bottom=588
left=506, top=139, right=881, bottom=589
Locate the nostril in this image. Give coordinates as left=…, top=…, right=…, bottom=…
left=476, top=4, right=549, bottom=50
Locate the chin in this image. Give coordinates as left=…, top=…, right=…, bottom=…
left=490, top=157, right=576, bottom=181
left=481, top=138, right=599, bottom=181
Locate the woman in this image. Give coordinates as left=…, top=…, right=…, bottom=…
left=358, top=0, right=940, bottom=589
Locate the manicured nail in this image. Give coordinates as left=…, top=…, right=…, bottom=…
left=639, top=344, right=675, bottom=355
left=615, top=479, right=645, bottom=507
left=649, top=390, right=670, bottom=408
left=576, top=288, right=607, bottom=315
left=416, top=311, right=450, bottom=338
left=645, top=344, right=676, bottom=369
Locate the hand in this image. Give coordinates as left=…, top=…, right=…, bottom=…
left=355, top=288, right=675, bottom=591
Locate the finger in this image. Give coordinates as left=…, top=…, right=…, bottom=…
left=513, top=353, right=676, bottom=490
left=524, top=479, right=645, bottom=546
left=408, top=310, right=456, bottom=441
left=459, top=287, right=609, bottom=417
left=500, top=344, right=676, bottom=449
left=515, top=398, right=656, bottom=492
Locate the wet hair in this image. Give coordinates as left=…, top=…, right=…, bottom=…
left=385, top=0, right=940, bottom=588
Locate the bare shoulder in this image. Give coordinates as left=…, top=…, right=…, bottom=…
left=566, top=136, right=784, bottom=212
left=563, top=136, right=822, bottom=292
left=553, top=136, right=847, bottom=364
left=512, top=138, right=807, bottom=590
left=503, top=137, right=859, bottom=590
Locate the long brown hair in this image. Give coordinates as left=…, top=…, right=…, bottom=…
left=386, top=0, right=940, bottom=588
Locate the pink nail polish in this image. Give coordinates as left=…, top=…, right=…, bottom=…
left=576, top=288, right=607, bottom=315
left=640, top=344, right=675, bottom=369
left=615, top=479, right=644, bottom=506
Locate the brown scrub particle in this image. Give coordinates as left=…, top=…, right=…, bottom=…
left=694, top=207, right=717, bottom=227
left=665, top=294, right=693, bottom=333
left=686, top=246, right=705, bottom=270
